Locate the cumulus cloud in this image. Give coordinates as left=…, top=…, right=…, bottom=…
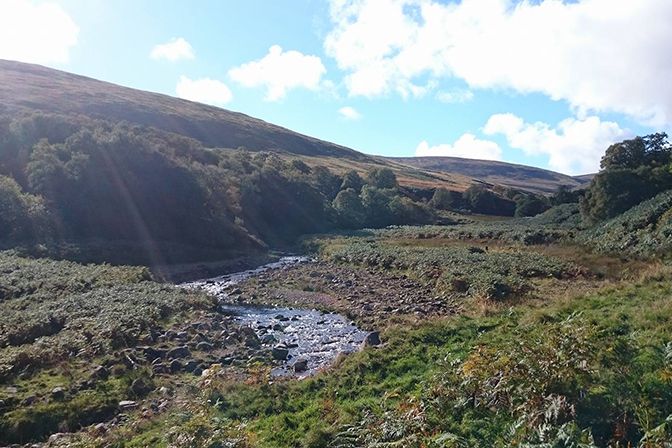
left=338, top=106, right=362, bottom=120
left=176, top=76, right=232, bottom=106
left=325, top=0, right=672, bottom=126
left=0, top=0, right=78, bottom=65
left=229, top=45, right=327, bottom=101
left=415, top=134, right=502, bottom=161
left=150, top=37, right=195, bottom=62
left=484, top=113, right=630, bottom=175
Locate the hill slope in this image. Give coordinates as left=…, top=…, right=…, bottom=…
left=0, top=59, right=364, bottom=159
left=388, top=156, right=590, bottom=194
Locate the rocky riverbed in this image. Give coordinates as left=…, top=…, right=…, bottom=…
left=182, top=256, right=372, bottom=378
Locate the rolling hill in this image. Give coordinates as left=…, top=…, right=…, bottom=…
left=0, top=60, right=587, bottom=195
left=388, top=156, right=591, bottom=194
left=0, top=59, right=365, bottom=160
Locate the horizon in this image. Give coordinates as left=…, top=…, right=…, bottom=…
left=2, top=0, right=671, bottom=175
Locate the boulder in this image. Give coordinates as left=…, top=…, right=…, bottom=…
left=167, top=346, right=191, bottom=359
left=131, top=377, right=153, bottom=396
left=363, top=331, right=382, bottom=347
left=196, top=341, right=214, bottom=352
left=51, top=387, right=66, bottom=400
left=293, top=358, right=308, bottom=373
left=118, top=400, right=138, bottom=410
left=272, top=345, right=289, bottom=361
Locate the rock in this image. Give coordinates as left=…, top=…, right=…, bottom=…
left=169, top=359, right=183, bottom=373
left=363, top=331, right=382, bottom=347
left=93, top=423, right=107, bottom=434
left=241, top=327, right=261, bottom=348
left=167, top=346, right=191, bottom=359
left=152, top=363, right=170, bottom=374
left=119, top=400, right=138, bottom=410
left=272, top=345, right=289, bottom=361
left=91, top=365, right=110, bottom=380
left=140, top=346, right=166, bottom=361
left=51, top=387, right=66, bottom=400
left=48, top=433, right=67, bottom=443
left=261, top=334, right=277, bottom=344
left=22, top=395, right=37, bottom=405
left=159, top=386, right=172, bottom=396
left=196, top=341, right=214, bottom=351
left=131, top=378, right=153, bottom=396
left=272, top=323, right=285, bottom=332
left=184, top=360, right=199, bottom=373
left=293, top=358, right=308, bottom=373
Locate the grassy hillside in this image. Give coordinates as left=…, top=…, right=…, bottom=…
left=0, top=60, right=367, bottom=160
left=389, top=156, right=590, bottom=194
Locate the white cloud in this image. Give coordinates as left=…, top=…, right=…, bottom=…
left=229, top=45, right=327, bottom=101
left=338, top=106, right=362, bottom=120
left=150, top=37, right=195, bottom=62
left=325, top=0, right=672, bottom=126
left=175, top=76, right=232, bottom=106
left=484, top=113, right=630, bottom=175
left=436, top=89, right=474, bottom=104
left=415, top=134, right=502, bottom=161
left=0, top=0, right=78, bottom=65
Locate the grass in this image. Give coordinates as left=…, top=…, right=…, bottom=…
left=191, top=271, right=672, bottom=447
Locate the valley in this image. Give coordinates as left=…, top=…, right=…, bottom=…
left=0, top=60, right=671, bottom=447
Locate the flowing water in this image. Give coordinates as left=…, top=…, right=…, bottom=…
left=181, top=256, right=369, bottom=378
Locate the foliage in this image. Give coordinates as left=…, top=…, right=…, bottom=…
left=323, top=238, right=581, bottom=300
left=514, top=193, right=550, bottom=217
left=429, top=188, right=464, bottom=211
left=463, top=185, right=516, bottom=216
left=199, top=273, right=672, bottom=447
left=581, top=133, right=672, bottom=223
left=578, top=189, right=672, bottom=257
left=366, top=167, right=398, bottom=189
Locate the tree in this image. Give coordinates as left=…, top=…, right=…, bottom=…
left=600, top=133, right=671, bottom=170
left=514, top=194, right=550, bottom=217
left=463, top=185, right=515, bottom=216
left=580, top=168, right=659, bottom=223
left=340, top=170, right=364, bottom=192
left=332, top=188, right=365, bottom=228
left=429, top=188, right=463, bottom=210
left=311, top=166, right=341, bottom=200
left=366, top=167, right=397, bottom=189
left=361, top=185, right=395, bottom=227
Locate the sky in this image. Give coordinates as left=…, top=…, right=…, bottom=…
left=1, top=0, right=671, bottom=175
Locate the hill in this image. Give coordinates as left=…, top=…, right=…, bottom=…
left=0, top=59, right=364, bottom=160
left=388, top=156, right=590, bottom=194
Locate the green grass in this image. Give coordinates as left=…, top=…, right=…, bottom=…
left=193, top=272, right=672, bottom=447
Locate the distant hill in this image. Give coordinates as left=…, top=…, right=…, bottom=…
left=387, top=156, right=591, bottom=194
left=0, top=59, right=365, bottom=160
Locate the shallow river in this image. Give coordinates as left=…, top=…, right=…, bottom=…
left=181, top=256, right=369, bottom=378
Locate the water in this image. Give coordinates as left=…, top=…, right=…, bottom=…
left=181, top=256, right=369, bottom=378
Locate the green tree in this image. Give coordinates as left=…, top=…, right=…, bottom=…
left=429, top=188, right=463, bottom=210
left=366, top=167, right=397, bottom=189
left=514, top=194, right=550, bottom=217
left=340, top=170, right=364, bottom=193
left=463, top=185, right=515, bottom=216
left=332, top=188, right=365, bottom=228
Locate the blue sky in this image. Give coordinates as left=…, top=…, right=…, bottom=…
left=2, top=0, right=671, bottom=175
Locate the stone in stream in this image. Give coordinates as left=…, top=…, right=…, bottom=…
left=293, top=358, right=308, bottom=373
left=272, top=345, right=290, bottom=360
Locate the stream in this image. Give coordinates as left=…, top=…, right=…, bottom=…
left=180, top=256, right=369, bottom=378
